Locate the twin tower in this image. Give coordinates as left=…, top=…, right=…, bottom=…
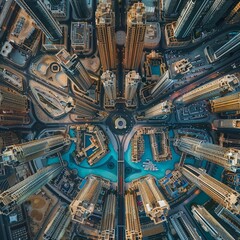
left=96, top=2, right=146, bottom=108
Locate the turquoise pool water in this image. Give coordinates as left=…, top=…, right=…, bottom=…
left=47, top=129, right=206, bottom=183
left=151, top=65, right=161, bottom=76
left=124, top=130, right=197, bottom=182
left=47, top=129, right=118, bottom=182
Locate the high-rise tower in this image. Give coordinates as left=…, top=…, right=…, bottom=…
left=174, top=136, right=240, bottom=172
left=70, top=0, right=90, bottom=19
left=56, top=49, right=93, bottom=91
left=210, top=92, right=240, bottom=113
left=181, top=165, right=240, bottom=214
left=125, top=192, right=142, bottom=240
left=125, top=71, right=141, bottom=107
left=96, top=2, right=116, bottom=71
left=101, top=71, right=117, bottom=107
left=202, top=0, right=235, bottom=28
left=43, top=205, right=71, bottom=240
left=174, top=0, right=212, bottom=39
left=99, top=193, right=116, bottom=240
left=141, top=100, right=173, bottom=119
left=0, top=86, right=28, bottom=112
left=212, top=32, right=240, bottom=61
left=0, top=164, right=63, bottom=215
left=0, top=86, right=29, bottom=125
left=176, top=74, right=240, bottom=105
left=192, top=205, right=234, bottom=240
left=70, top=175, right=110, bottom=224
left=134, top=176, right=169, bottom=224
left=1, top=135, right=70, bottom=165
left=15, top=0, right=62, bottom=41
left=124, top=2, right=146, bottom=70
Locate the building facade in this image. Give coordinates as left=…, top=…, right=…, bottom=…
left=124, top=2, right=146, bottom=70
left=125, top=192, right=142, bottom=240
left=125, top=71, right=141, bottom=107
left=182, top=165, right=240, bottom=214
left=0, top=164, right=63, bottom=215
left=1, top=135, right=70, bottom=165
left=176, top=74, right=240, bottom=105
left=174, top=136, right=240, bottom=172
left=56, top=49, right=93, bottom=91
left=192, top=205, right=234, bottom=240
left=96, top=2, right=116, bottom=71
left=15, top=0, right=62, bottom=41
left=210, top=92, right=240, bottom=113
left=99, top=193, right=116, bottom=240
left=101, top=70, right=117, bottom=107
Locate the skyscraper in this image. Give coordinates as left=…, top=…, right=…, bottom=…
left=225, top=2, right=240, bottom=24
left=170, top=211, right=202, bottom=240
left=210, top=92, right=240, bottom=113
left=125, top=192, right=142, bottom=240
left=201, top=0, right=235, bottom=28
left=124, top=2, right=146, bottom=70
left=1, top=135, right=70, bottom=165
left=99, top=193, right=116, bottom=240
left=0, top=164, right=63, bottom=215
left=70, top=0, right=90, bottom=19
left=101, top=71, right=117, bottom=107
left=176, top=74, right=240, bottom=105
left=141, top=100, right=172, bottom=119
left=73, top=99, right=102, bottom=119
left=174, top=136, right=240, bottom=172
left=15, top=0, right=62, bottom=41
left=96, top=2, right=116, bottom=71
left=125, top=71, right=141, bottom=107
left=181, top=165, right=240, bottom=214
left=151, top=71, right=175, bottom=98
left=133, top=176, right=170, bottom=224
left=56, top=49, right=93, bottom=91
left=174, top=0, right=212, bottom=39
left=164, top=0, right=183, bottom=17
left=213, top=119, right=240, bottom=130
left=70, top=175, right=110, bottom=224
left=0, top=86, right=28, bottom=113
left=43, top=205, right=71, bottom=240
left=192, top=205, right=234, bottom=240
left=213, top=32, right=240, bottom=61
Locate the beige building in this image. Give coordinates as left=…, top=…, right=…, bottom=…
left=71, top=22, right=92, bottom=53
left=0, top=164, right=63, bottom=215
left=125, top=192, right=142, bottom=240
left=0, top=86, right=30, bottom=125
left=175, top=136, right=240, bottom=172
left=141, top=100, right=172, bottom=119
left=176, top=74, right=240, bottom=105
left=1, top=135, right=70, bottom=165
left=226, top=2, right=240, bottom=24
left=70, top=175, right=110, bottom=224
left=182, top=165, right=240, bottom=214
left=125, top=71, right=141, bottom=107
left=99, top=193, right=116, bottom=240
left=124, top=2, right=146, bottom=70
left=213, top=119, right=240, bottom=130
left=96, top=2, right=116, bottom=71
left=101, top=70, right=117, bottom=108
left=131, top=176, right=169, bottom=224
left=210, top=92, right=240, bottom=113
left=56, top=49, right=93, bottom=91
